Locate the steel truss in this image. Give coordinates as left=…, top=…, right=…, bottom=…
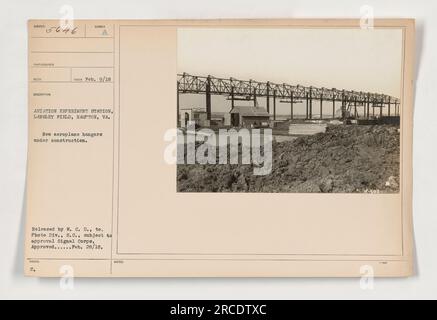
left=177, top=73, right=400, bottom=121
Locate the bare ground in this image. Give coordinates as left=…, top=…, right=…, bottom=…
left=177, top=124, right=400, bottom=193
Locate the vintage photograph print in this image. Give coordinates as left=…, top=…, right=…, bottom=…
left=176, top=28, right=403, bottom=193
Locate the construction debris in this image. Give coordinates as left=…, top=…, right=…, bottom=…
left=177, top=125, right=400, bottom=193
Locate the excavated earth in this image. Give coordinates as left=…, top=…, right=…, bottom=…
left=177, top=125, right=400, bottom=193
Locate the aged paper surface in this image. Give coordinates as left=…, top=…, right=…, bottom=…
left=25, top=19, right=414, bottom=277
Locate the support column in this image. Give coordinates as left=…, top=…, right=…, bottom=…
left=354, top=97, right=357, bottom=118
left=206, top=76, right=211, bottom=121
left=332, top=98, right=335, bottom=119
left=273, top=89, right=277, bottom=121
left=309, top=88, right=313, bottom=119
left=367, top=95, right=370, bottom=119
left=380, top=100, right=383, bottom=118
left=320, top=95, right=323, bottom=119
left=306, top=92, right=309, bottom=119
left=266, top=82, right=270, bottom=114
left=341, top=91, right=346, bottom=120
left=177, top=82, right=180, bottom=126
left=388, top=97, right=391, bottom=117
left=290, top=91, right=294, bottom=120
left=231, top=86, right=235, bottom=109
left=253, top=88, right=257, bottom=108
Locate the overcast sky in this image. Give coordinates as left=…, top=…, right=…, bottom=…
left=178, top=28, right=403, bottom=98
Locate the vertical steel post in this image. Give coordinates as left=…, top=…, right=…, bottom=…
left=341, top=90, right=346, bottom=120
left=266, top=82, right=270, bottom=114
left=332, top=96, right=335, bottom=119
left=320, top=94, right=323, bottom=119
left=253, top=88, right=257, bottom=108
left=388, top=97, right=391, bottom=117
left=290, top=91, right=294, bottom=120
left=309, top=88, right=313, bottom=119
left=273, top=89, right=277, bottom=121
left=231, top=86, right=235, bottom=109
left=306, top=92, right=309, bottom=119
left=380, top=99, right=383, bottom=118
left=177, top=81, right=180, bottom=126
left=354, top=97, right=357, bottom=118
left=206, top=76, right=211, bottom=121
left=367, top=94, right=370, bottom=119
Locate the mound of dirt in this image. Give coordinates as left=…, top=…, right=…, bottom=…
left=177, top=125, right=400, bottom=193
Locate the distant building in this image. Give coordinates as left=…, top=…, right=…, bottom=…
left=229, top=106, right=270, bottom=128
left=210, top=112, right=231, bottom=126
left=179, top=106, right=270, bottom=128
left=179, top=108, right=209, bottom=127
left=179, top=108, right=231, bottom=127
